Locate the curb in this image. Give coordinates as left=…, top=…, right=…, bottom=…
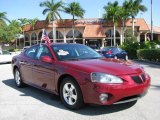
left=132, top=59, right=160, bottom=65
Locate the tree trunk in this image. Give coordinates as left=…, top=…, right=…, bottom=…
left=23, top=30, right=25, bottom=47
left=132, top=16, right=135, bottom=36
left=113, top=23, right=116, bottom=46
left=52, top=20, right=56, bottom=43
left=122, top=19, right=126, bottom=43
left=72, top=15, right=75, bottom=43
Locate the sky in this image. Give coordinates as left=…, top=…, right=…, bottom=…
left=0, top=0, right=159, bottom=26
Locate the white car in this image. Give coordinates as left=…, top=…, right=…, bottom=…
left=0, top=50, right=15, bottom=63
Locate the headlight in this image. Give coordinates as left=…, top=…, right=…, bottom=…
left=91, top=72, right=123, bottom=84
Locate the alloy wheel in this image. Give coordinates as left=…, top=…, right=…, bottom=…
left=15, top=70, right=21, bottom=86
left=62, top=83, right=77, bottom=105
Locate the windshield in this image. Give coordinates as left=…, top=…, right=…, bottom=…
left=51, top=44, right=103, bottom=61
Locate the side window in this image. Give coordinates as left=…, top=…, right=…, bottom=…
left=25, top=46, right=38, bottom=59
left=36, top=45, right=52, bottom=60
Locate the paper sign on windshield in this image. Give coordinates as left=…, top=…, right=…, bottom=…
left=57, top=50, right=69, bottom=56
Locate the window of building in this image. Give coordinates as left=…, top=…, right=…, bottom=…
left=24, top=34, right=30, bottom=46
left=48, top=31, right=64, bottom=43
left=31, top=32, right=37, bottom=45
left=105, top=29, right=120, bottom=46
left=66, top=30, right=83, bottom=44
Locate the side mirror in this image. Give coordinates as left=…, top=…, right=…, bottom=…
left=41, top=56, right=53, bottom=63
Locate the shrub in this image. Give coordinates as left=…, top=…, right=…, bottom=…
left=137, top=49, right=160, bottom=62
left=9, top=48, right=20, bottom=52
left=121, top=40, right=158, bottom=59
left=121, top=40, right=139, bottom=59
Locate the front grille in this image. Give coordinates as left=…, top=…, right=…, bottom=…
left=141, top=74, right=146, bottom=82
left=131, top=76, right=142, bottom=84
left=131, top=74, right=146, bottom=84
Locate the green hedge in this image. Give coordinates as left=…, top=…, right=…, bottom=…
left=137, top=49, right=160, bottom=62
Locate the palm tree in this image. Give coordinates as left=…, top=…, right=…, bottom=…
left=119, top=4, right=130, bottom=43
left=65, top=2, right=85, bottom=43
left=28, top=18, right=39, bottom=44
left=28, top=18, right=38, bottom=31
left=9, top=20, right=22, bottom=49
left=103, top=1, right=121, bottom=46
left=39, top=0, right=64, bottom=43
left=18, top=18, right=29, bottom=46
left=0, top=12, right=10, bottom=53
left=0, top=12, right=10, bottom=23
left=123, top=0, right=147, bottom=36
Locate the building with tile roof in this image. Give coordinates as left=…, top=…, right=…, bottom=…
left=16, top=18, right=160, bottom=48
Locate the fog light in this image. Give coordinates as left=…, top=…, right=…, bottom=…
left=99, top=93, right=108, bottom=103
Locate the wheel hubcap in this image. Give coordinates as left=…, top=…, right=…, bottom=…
left=15, top=70, right=20, bottom=85
left=126, top=55, right=128, bottom=60
left=63, top=83, right=77, bottom=105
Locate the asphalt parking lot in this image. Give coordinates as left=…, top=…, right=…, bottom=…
left=0, top=61, right=160, bottom=120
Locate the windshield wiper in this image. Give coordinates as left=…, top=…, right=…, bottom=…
left=81, top=57, right=103, bottom=59
left=63, top=58, right=79, bottom=61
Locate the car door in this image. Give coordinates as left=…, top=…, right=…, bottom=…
left=32, top=45, right=56, bottom=92
left=19, top=45, right=38, bottom=84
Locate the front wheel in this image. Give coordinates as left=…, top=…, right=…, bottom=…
left=14, top=68, right=24, bottom=87
left=60, top=77, right=84, bottom=110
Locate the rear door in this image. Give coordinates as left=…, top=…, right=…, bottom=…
left=19, top=45, right=38, bottom=84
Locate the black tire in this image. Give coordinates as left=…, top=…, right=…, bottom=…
left=14, top=68, right=24, bottom=87
left=60, top=77, right=84, bottom=110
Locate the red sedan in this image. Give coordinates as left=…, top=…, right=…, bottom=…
left=12, top=43, right=150, bottom=109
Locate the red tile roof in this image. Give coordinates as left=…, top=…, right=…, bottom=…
left=83, top=25, right=106, bottom=38
left=23, top=18, right=159, bottom=34
left=125, top=18, right=150, bottom=31
left=148, top=25, right=160, bottom=33
left=23, top=20, right=48, bottom=32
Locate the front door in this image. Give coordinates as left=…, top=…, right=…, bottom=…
left=32, top=45, right=56, bottom=92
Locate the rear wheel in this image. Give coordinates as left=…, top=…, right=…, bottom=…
left=14, top=68, right=24, bottom=87
left=114, top=56, right=117, bottom=59
left=125, top=55, right=128, bottom=61
left=60, top=77, right=84, bottom=110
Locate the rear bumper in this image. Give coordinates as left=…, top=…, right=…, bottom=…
left=81, top=75, right=150, bottom=105
left=103, top=54, right=115, bottom=58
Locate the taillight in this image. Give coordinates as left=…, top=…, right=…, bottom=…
left=107, top=50, right=112, bottom=54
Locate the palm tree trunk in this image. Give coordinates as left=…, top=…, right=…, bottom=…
left=132, top=16, right=135, bottom=36
left=23, top=30, right=25, bottom=47
left=72, top=15, right=75, bottom=43
left=53, top=21, right=56, bottom=43
left=122, top=18, right=126, bottom=43
left=113, top=23, right=116, bottom=46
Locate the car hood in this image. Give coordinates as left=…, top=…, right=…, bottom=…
left=60, top=58, right=143, bottom=76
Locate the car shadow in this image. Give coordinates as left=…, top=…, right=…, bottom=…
left=2, top=79, right=137, bottom=116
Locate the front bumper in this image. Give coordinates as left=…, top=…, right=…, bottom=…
left=81, top=73, right=150, bottom=105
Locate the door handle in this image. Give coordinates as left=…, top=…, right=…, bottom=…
left=20, top=61, right=25, bottom=64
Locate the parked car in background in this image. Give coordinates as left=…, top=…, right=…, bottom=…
left=22, top=46, right=30, bottom=52
left=100, top=47, right=128, bottom=60
left=89, top=45, right=100, bottom=52
left=0, top=50, right=14, bottom=63
left=12, top=43, right=150, bottom=110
